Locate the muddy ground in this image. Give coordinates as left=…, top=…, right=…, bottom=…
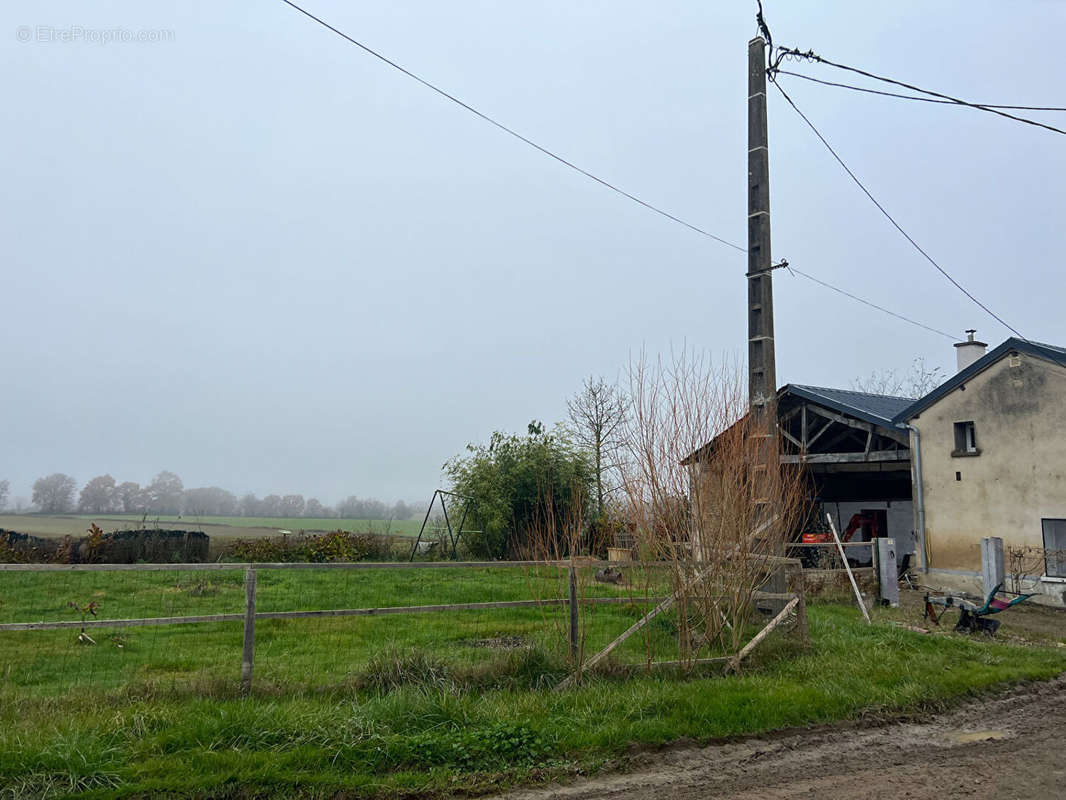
left=853, top=586, right=1066, bottom=651
left=494, top=592, right=1066, bottom=800
left=494, top=676, right=1066, bottom=800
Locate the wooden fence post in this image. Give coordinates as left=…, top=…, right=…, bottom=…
left=241, top=566, right=257, bottom=694
left=568, top=564, right=579, bottom=662
left=827, top=514, right=871, bottom=624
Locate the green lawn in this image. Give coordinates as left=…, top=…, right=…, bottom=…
left=0, top=566, right=677, bottom=698
left=1, top=567, right=1064, bottom=799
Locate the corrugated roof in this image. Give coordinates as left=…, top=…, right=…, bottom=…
left=784, top=384, right=914, bottom=428
left=895, top=338, right=1066, bottom=421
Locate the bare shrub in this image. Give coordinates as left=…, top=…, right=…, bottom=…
left=518, top=485, right=594, bottom=671
left=1006, top=545, right=1066, bottom=593
left=620, top=349, right=808, bottom=664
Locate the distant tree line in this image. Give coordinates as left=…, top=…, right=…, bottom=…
left=9, top=471, right=417, bottom=520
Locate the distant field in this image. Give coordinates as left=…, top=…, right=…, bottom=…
left=0, top=514, right=423, bottom=540
left=80, top=514, right=424, bottom=536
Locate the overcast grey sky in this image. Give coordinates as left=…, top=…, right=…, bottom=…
left=2, top=1, right=1063, bottom=506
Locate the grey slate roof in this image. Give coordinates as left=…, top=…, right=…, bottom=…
left=783, top=384, right=914, bottom=429
left=895, top=338, right=1066, bottom=422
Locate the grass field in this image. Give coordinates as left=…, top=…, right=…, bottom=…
left=0, top=565, right=674, bottom=696
left=2, top=566, right=1064, bottom=798
left=79, top=515, right=425, bottom=536
left=1, top=514, right=424, bottom=541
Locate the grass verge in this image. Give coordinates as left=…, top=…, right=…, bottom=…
left=2, top=604, right=1063, bottom=799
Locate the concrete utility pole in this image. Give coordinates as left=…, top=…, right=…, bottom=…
left=747, top=35, right=777, bottom=420
left=747, top=35, right=779, bottom=556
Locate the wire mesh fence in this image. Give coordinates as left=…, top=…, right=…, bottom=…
left=0, top=559, right=806, bottom=702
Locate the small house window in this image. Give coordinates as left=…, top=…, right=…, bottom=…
left=1043, top=519, right=1066, bottom=578
left=952, top=421, right=979, bottom=456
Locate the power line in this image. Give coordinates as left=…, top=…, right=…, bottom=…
left=787, top=268, right=955, bottom=340
left=277, top=0, right=744, bottom=251
left=776, top=69, right=1066, bottom=112
left=278, top=1, right=961, bottom=342
left=773, top=48, right=1066, bottom=137
left=770, top=78, right=1025, bottom=339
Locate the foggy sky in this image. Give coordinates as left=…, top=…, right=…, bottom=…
left=3, top=1, right=1063, bottom=506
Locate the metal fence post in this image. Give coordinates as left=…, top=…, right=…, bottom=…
left=790, top=562, right=809, bottom=644
left=877, top=537, right=899, bottom=607
left=568, top=564, right=579, bottom=661
left=241, top=566, right=257, bottom=694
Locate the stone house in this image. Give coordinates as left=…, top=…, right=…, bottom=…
left=896, top=334, right=1066, bottom=604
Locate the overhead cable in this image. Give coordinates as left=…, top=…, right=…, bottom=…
left=279, top=0, right=963, bottom=341
left=278, top=0, right=744, bottom=250
left=775, top=69, right=1066, bottom=112
left=788, top=268, right=956, bottom=340
left=773, top=48, right=1066, bottom=137
left=771, top=78, right=1025, bottom=339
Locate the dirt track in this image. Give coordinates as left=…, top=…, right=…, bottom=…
left=493, top=678, right=1066, bottom=800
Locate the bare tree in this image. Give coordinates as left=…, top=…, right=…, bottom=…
left=566, top=376, right=628, bottom=520
left=280, top=494, right=305, bottom=517
left=146, top=471, right=184, bottom=514
left=621, top=350, right=808, bottom=663
left=115, top=482, right=146, bottom=514
left=391, top=500, right=414, bottom=520
left=0, top=479, right=8, bottom=511
left=183, top=486, right=239, bottom=516
left=521, top=483, right=591, bottom=670
left=78, top=474, right=117, bottom=513
left=240, top=493, right=261, bottom=517
left=261, top=494, right=282, bottom=517
left=32, top=473, right=77, bottom=513
left=852, top=356, right=944, bottom=399
left=335, top=496, right=390, bottom=519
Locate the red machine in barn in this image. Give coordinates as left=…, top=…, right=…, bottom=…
left=802, top=512, right=881, bottom=545
left=798, top=512, right=881, bottom=567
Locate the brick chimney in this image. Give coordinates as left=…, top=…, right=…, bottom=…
left=954, top=329, right=988, bottom=372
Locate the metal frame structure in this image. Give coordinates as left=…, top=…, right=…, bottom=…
left=408, top=489, right=479, bottom=561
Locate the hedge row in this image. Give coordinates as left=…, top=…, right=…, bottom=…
left=0, top=527, right=209, bottom=564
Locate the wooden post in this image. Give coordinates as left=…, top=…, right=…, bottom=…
left=556, top=593, right=678, bottom=690
left=568, top=564, right=579, bottom=662
left=241, top=566, right=257, bottom=694
left=827, top=514, right=871, bottom=624
left=556, top=563, right=718, bottom=689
